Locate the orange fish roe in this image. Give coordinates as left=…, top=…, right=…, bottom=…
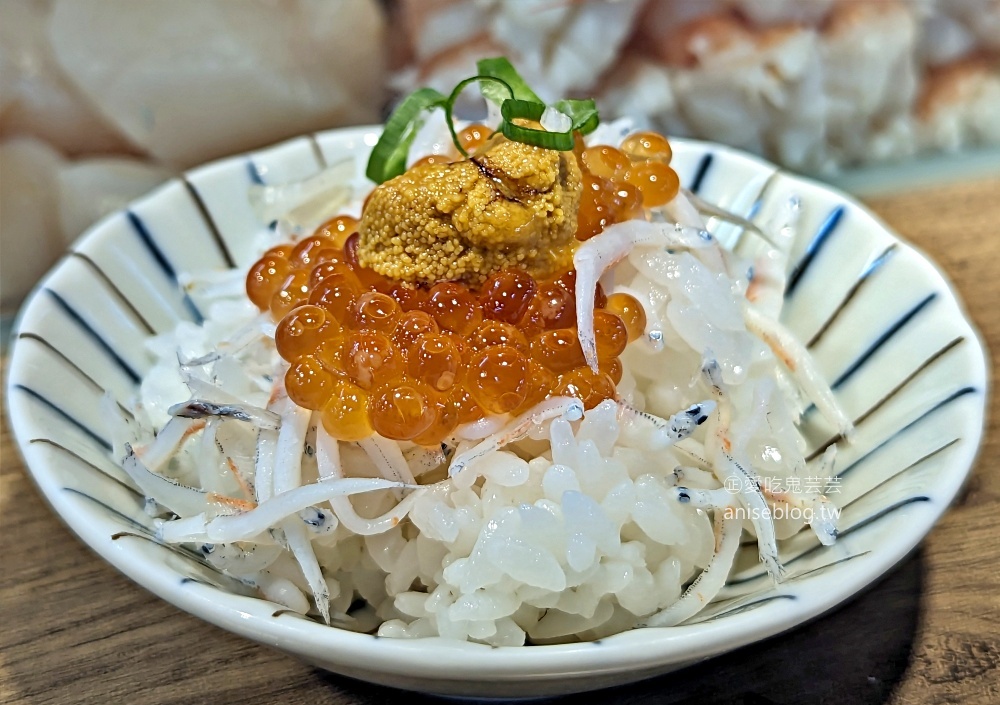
left=620, top=131, right=673, bottom=164
left=410, top=154, right=453, bottom=169
left=575, top=136, right=680, bottom=240
left=314, top=214, right=358, bottom=250
left=249, top=245, right=645, bottom=443
left=246, top=131, right=683, bottom=444
left=605, top=292, right=647, bottom=343
left=456, top=123, right=492, bottom=153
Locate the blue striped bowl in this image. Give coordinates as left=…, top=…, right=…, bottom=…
left=5, top=127, right=989, bottom=697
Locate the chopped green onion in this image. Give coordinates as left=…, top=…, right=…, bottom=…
left=554, top=99, right=600, bottom=136
left=500, top=99, right=575, bottom=151
left=365, top=57, right=602, bottom=183
left=442, top=76, right=513, bottom=157
left=365, top=87, right=445, bottom=184
left=476, top=57, right=542, bottom=104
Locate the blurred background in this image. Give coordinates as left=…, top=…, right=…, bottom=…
left=1, top=0, right=998, bottom=312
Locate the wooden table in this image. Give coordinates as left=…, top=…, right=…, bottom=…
left=2, top=179, right=998, bottom=705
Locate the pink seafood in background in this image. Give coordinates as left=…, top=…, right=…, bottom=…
left=2, top=0, right=998, bottom=311
left=397, top=0, right=1000, bottom=173
left=391, top=0, right=646, bottom=102
left=0, top=0, right=387, bottom=309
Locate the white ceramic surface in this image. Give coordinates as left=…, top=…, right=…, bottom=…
left=5, top=127, right=989, bottom=697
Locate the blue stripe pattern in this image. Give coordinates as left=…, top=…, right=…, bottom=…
left=694, top=594, right=797, bottom=623
left=45, top=289, right=141, bottom=384
left=689, top=153, right=713, bottom=194
left=30, top=437, right=136, bottom=495
left=113, top=531, right=218, bottom=571
left=62, top=488, right=151, bottom=531
left=726, top=496, right=931, bottom=587
left=831, top=293, right=937, bottom=389
left=804, top=337, right=964, bottom=461
left=785, top=206, right=845, bottom=297
left=247, top=160, right=265, bottom=185
left=308, top=134, right=328, bottom=169
left=248, top=159, right=278, bottom=231
left=72, top=253, right=157, bottom=335
left=182, top=178, right=236, bottom=269
left=127, top=210, right=205, bottom=324
left=788, top=496, right=932, bottom=568
left=806, top=245, right=897, bottom=348
left=861, top=245, right=896, bottom=279
left=837, top=386, right=975, bottom=478
left=13, top=385, right=112, bottom=452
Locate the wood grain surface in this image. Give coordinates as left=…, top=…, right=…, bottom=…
left=2, top=178, right=998, bottom=705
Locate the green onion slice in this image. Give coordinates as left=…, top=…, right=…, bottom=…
left=500, top=99, right=575, bottom=151
left=476, top=57, right=542, bottom=104
left=554, top=98, right=600, bottom=136
left=443, top=76, right=513, bottom=157
left=366, top=57, right=602, bottom=183
left=365, top=87, right=445, bottom=184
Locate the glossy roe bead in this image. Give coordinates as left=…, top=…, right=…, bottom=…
left=350, top=291, right=401, bottom=333
left=605, top=292, right=646, bottom=342
left=527, top=280, right=576, bottom=330
left=321, top=380, right=371, bottom=441
left=623, top=161, right=680, bottom=208
left=620, top=131, right=673, bottom=164
left=275, top=305, right=332, bottom=361
left=467, top=320, right=530, bottom=354
left=593, top=310, right=628, bottom=360
left=411, top=397, right=460, bottom=446
left=246, top=254, right=292, bottom=311
left=411, top=154, right=453, bottom=169
left=466, top=346, right=528, bottom=415
left=315, top=214, right=359, bottom=250
left=290, top=234, right=338, bottom=268
left=530, top=328, right=586, bottom=373
left=512, top=359, right=556, bottom=415
left=368, top=378, right=437, bottom=441
left=581, top=146, right=630, bottom=179
left=408, top=333, right=462, bottom=392
left=555, top=366, right=617, bottom=409
left=309, top=273, right=360, bottom=324
left=424, top=282, right=482, bottom=336
left=387, top=283, right=428, bottom=312
left=308, top=259, right=355, bottom=289
left=342, top=331, right=403, bottom=390
left=479, top=269, right=537, bottom=324
left=457, top=123, right=492, bottom=153
left=391, top=310, right=440, bottom=354
left=269, top=270, right=311, bottom=319
left=285, top=355, right=335, bottom=410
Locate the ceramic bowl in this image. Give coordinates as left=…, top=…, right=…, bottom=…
left=5, top=127, right=988, bottom=697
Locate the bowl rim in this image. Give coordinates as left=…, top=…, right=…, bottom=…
left=5, top=126, right=990, bottom=686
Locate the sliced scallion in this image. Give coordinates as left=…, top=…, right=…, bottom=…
left=554, top=99, right=600, bottom=136
left=365, top=87, right=445, bottom=184
left=500, top=99, right=574, bottom=151
left=365, top=57, right=602, bottom=183
left=443, top=76, right=513, bottom=157
left=476, top=57, right=542, bottom=104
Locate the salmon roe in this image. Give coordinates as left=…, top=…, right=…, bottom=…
left=457, top=123, right=492, bottom=153
left=410, top=154, right=453, bottom=169
left=245, top=130, right=682, bottom=444
left=315, top=214, right=359, bottom=249
left=575, top=133, right=681, bottom=241
left=620, top=131, right=673, bottom=164
left=248, top=239, right=646, bottom=443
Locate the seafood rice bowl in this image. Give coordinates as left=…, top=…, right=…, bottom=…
left=113, top=58, right=849, bottom=646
